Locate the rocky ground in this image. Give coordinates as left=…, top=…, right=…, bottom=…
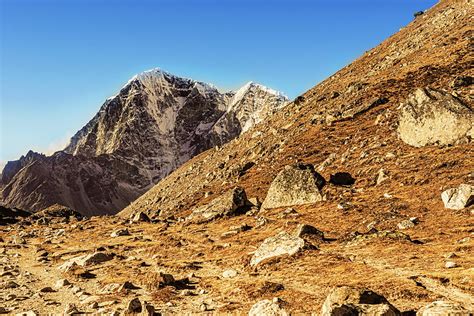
left=1, top=0, right=473, bottom=315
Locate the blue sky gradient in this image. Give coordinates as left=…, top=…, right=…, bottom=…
left=0, top=0, right=437, bottom=168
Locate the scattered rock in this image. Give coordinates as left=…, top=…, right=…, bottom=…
left=329, top=172, right=355, bottom=186
left=126, top=298, right=142, bottom=313
left=142, top=302, right=155, bottom=315
left=248, top=298, right=289, bottom=316
left=397, top=87, right=474, bottom=147
left=110, top=228, right=130, bottom=237
left=262, top=164, right=325, bottom=209
left=64, top=304, right=79, bottom=316
left=55, top=279, right=71, bottom=289
left=321, top=286, right=400, bottom=316
left=156, top=272, right=175, bottom=288
left=200, top=303, right=210, bottom=312
left=441, top=184, right=474, bottom=210
left=250, top=232, right=306, bottom=266
left=188, top=187, right=248, bottom=223
left=376, top=168, right=389, bottom=185
left=61, top=252, right=114, bottom=268
left=445, top=261, right=458, bottom=269
left=131, top=211, right=151, bottom=223
left=417, top=300, right=470, bottom=315
left=397, top=218, right=418, bottom=230
left=222, top=269, right=238, bottom=278
left=39, top=286, right=55, bottom=293
left=0, top=281, right=19, bottom=289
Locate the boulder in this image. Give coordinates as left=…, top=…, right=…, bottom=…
left=321, top=286, right=400, bottom=316
left=397, top=88, right=474, bottom=147
left=250, top=232, right=305, bottom=266
left=248, top=298, right=289, bottom=316
left=188, top=187, right=248, bottom=223
left=441, top=184, right=474, bottom=210
left=417, top=301, right=470, bottom=316
left=262, top=164, right=325, bottom=209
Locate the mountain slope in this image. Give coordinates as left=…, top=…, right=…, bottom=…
left=0, top=70, right=288, bottom=216
left=0, top=1, right=473, bottom=315
left=122, top=0, right=473, bottom=219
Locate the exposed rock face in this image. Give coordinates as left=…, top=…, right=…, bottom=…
left=261, top=164, right=326, bottom=209
left=416, top=301, right=470, bottom=316
left=248, top=299, right=289, bottom=316
left=441, top=184, right=474, bottom=210
left=321, top=286, right=400, bottom=316
left=250, top=232, right=305, bottom=266
left=1, top=69, right=287, bottom=216
left=187, top=187, right=248, bottom=223
left=397, top=88, right=474, bottom=147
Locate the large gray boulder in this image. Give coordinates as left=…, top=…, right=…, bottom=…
left=441, top=184, right=474, bottom=210
left=321, top=286, right=400, bottom=316
left=262, top=164, right=325, bottom=209
left=188, top=187, right=248, bottom=223
left=417, top=301, right=470, bottom=316
left=397, top=88, right=474, bottom=147
left=250, top=232, right=305, bottom=266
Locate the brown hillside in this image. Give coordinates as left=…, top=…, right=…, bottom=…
left=0, top=0, right=472, bottom=314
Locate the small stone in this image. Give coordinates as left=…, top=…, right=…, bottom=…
left=142, top=302, right=155, bottom=315
left=222, top=269, right=238, bottom=278
left=376, top=168, right=389, bottom=185
left=0, top=281, right=19, bottom=289
left=445, top=252, right=459, bottom=259
left=64, top=304, right=79, bottom=315
left=55, top=279, right=71, bottom=289
left=39, top=286, right=55, bottom=293
left=445, top=261, right=458, bottom=269
left=200, top=303, right=210, bottom=312
left=397, top=219, right=416, bottom=230
left=126, top=298, right=142, bottom=313
left=131, top=212, right=150, bottom=223
left=110, top=228, right=130, bottom=237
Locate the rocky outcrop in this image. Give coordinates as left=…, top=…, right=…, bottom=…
left=261, top=164, right=326, bottom=209
left=321, top=286, right=400, bottom=316
left=1, top=69, right=287, bottom=216
left=187, top=187, right=248, bottom=223
left=441, top=184, right=474, bottom=210
left=397, top=88, right=474, bottom=147
left=250, top=231, right=305, bottom=266
left=416, top=301, right=470, bottom=316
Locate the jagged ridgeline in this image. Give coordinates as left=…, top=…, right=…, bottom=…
left=0, top=69, right=288, bottom=216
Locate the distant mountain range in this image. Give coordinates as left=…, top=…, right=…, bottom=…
left=0, top=69, right=288, bottom=216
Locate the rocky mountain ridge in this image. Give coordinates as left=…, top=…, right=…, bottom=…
left=0, top=69, right=288, bottom=216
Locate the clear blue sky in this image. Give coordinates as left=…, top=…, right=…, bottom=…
left=0, top=0, right=436, bottom=168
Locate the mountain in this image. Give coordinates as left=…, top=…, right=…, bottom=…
left=0, top=69, right=288, bottom=216
left=1, top=1, right=473, bottom=314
